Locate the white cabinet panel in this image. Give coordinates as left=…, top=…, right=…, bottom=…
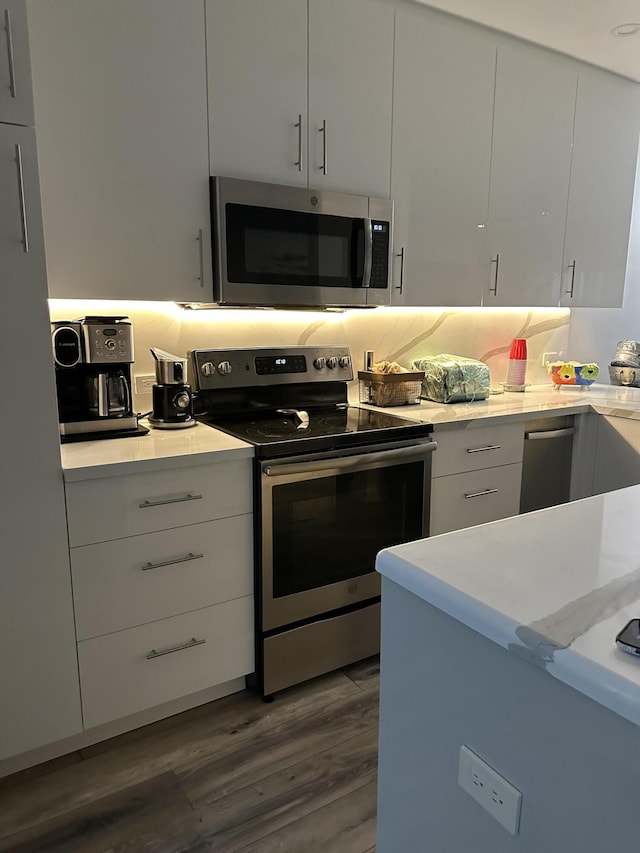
left=65, top=458, right=253, bottom=546
left=391, top=7, right=494, bottom=306
left=308, top=0, right=393, bottom=198
left=561, top=69, right=640, bottom=308
left=430, top=462, right=522, bottom=536
left=207, top=0, right=393, bottom=197
left=485, top=42, right=576, bottom=307
left=592, top=416, right=640, bottom=495
left=78, top=597, right=254, bottom=728
left=432, top=422, right=524, bottom=478
left=0, top=0, right=34, bottom=125
left=28, top=0, right=212, bottom=301
left=0, top=123, right=82, bottom=759
left=206, top=0, right=308, bottom=187
left=72, top=516, right=253, bottom=640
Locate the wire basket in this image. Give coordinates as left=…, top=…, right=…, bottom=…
left=358, top=370, right=425, bottom=407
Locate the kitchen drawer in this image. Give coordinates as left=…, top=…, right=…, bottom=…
left=65, top=459, right=252, bottom=546
left=78, top=596, right=254, bottom=729
left=71, top=516, right=253, bottom=640
left=431, top=423, right=524, bottom=478
left=430, top=462, right=522, bottom=536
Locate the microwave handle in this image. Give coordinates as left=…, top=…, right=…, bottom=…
left=362, top=218, right=373, bottom=288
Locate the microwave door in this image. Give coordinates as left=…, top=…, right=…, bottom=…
left=221, top=202, right=369, bottom=307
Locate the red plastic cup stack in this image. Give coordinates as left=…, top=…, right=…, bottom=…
left=506, top=338, right=527, bottom=388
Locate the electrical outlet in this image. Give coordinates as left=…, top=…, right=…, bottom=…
left=134, top=374, right=155, bottom=394
left=458, top=745, right=522, bottom=835
left=542, top=351, right=561, bottom=366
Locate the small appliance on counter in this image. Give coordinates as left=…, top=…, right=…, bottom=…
left=52, top=316, right=147, bottom=442
left=609, top=340, right=640, bottom=387
left=148, top=348, right=196, bottom=429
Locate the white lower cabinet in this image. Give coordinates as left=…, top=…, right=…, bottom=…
left=71, top=515, right=253, bottom=640
left=592, top=416, right=640, bottom=495
left=78, top=597, right=254, bottom=729
left=430, top=463, right=522, bottom=536
left=66, top=457, right=255, bottom=729
left=430, top=422, right=524, bottom=535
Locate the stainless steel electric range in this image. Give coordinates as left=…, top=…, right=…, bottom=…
left=191, top=345, right=436, bottom=698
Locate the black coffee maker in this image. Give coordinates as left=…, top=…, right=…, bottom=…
left=148, top=348, right=196, bottom=429
left=52, top=316, right=146, bottom=441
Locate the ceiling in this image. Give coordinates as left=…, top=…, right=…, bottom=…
left=414, top=0, right=640, bottom=82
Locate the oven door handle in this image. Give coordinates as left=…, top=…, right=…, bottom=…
left=263, top=440, right=437, bottom=478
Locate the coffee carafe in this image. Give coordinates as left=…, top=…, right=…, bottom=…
left=148, top=348, right=196, bottom=429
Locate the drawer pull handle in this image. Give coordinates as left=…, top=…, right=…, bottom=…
left=466, top=444, right=501, bottom=454
left=142, top=552, right=204, bottom=572
left=139, top=493, right=203, bottom=508
left=464, top=488, right=499, bottom=499
left=146, top=637, right=206, bottom=660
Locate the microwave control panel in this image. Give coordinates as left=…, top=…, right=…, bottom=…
left=370, top=221, right=390, bottom=289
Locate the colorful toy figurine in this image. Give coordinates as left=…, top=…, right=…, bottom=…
left=547, top=361, right=599, bottom=389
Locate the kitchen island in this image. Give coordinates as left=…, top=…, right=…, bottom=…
left=376, top=486, right=640, bottom=851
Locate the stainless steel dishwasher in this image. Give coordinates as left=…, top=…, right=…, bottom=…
left=519, top=416, right=575, bottom=513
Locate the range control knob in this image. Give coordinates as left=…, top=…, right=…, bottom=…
left=327, top=357, right=338, bottom=369
left=338, top=355, right=351, bottom=369
left=217, top=360, right=232, bottom=376
left=173, top=391, right=191, bottom=410
left=313, top=357, right=326, bottom=370
left=201, top=361, right=215, bottom=376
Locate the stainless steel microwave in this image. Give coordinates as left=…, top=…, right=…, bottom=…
left=210, top=177, right=393, bottom=308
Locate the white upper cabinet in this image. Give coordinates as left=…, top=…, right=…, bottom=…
left=307, top=0, right=393, bottom=197
left=206, top=0, right=393, bottom=197
left=391, top=7, right=495, bottom=306
left=27, top=0, right=212, bottom=301
left=485, top=42, right=577, bottom=307
left=206, top=0, right=308, bottom=188
left=0, top=0, right=34, bottom=125
left=560, top=69, right=640, bottom=308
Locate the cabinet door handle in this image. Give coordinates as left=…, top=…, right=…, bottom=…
left=395, top=247, right=405, bottom=293
left=464, top=488, right=498, bottom=499
left=565, top=260, right=576, bottom=297
left=4, top=9, right=17, bottom=99
left=294, top=113, right=303, bottom=172
left=318, top=119, right=327, bottom=176
left=525, top=427, right=575, bottom=441
left=138, top=493, right=203, bottom=508
left=466, top=444, right=501, bottom=454
left=141, top=552, right=204, bottom=571
left=14, top=144, right=28, bottom=253
left=490, top=253, right=500, bottom=295
left=196, top=228, right=204, bottom=287
left=146, top=637, right=205, bottom=660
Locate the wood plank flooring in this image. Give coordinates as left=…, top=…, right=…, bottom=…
left=0, top=657, right=380, bottom=853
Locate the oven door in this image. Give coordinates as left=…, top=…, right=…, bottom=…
left=212, top=176, right=391, bottom=307
left=260, top=438, right=435, bottom=631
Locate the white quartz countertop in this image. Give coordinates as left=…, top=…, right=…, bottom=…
left=377, top=485, right=640, bottom=726
left=61, top=420, right=253, bottom=481
left=60, top=383, right=640, bottom=480
left=366, top=382, right=640, bottom=428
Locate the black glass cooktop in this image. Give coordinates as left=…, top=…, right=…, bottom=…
left=201, top=405, right=434, bottom=458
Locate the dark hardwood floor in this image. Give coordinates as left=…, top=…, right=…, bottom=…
left=0, top=657, right=380, bottom=853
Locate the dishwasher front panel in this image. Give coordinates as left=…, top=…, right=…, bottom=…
left=519, top=416, right=575, bottom=514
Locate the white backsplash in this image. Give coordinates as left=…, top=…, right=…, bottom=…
left=49, top=301, right=569, bottom=410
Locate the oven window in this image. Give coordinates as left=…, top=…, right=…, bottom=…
left=226, top=203, right=364, bottom=287
left=271, top=460, right=424, bottom=597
